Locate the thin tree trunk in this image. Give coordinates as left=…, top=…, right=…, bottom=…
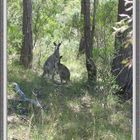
left=91, top=0, right=97, bottom=47
left=83, top=0, right=97, bottom=84
left=78, top=0, right=85, bottom=56
left=20, top=0, right=33, bottom=68
left=78, top=0, right=97, bottom=56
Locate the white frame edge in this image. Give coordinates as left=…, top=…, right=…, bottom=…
left=3, top=0, right=7, bottom=139
left=133, top=0, right=136, bottom=139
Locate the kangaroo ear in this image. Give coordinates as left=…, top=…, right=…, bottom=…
left=58, top=42, right=61, bottom=46
left=53, top=42, right=57, bottom=46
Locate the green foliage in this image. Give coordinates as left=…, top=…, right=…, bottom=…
left=32, top=0, right=81, bottom=48
left=8, top=0, right=22, bottom=54
left=97, top=0, right=118, bottom=27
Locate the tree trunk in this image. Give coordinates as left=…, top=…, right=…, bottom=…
left=20, top=0, right=33, bottom=68
left=78, top=0, right=97, bottom=57
left=83, top=0, right=97, bottom=84
left=91, top=0, right=97, bottom=47
left=112, top=0, right=133, bottom=100
left=118, top=0, right=132, bottom=21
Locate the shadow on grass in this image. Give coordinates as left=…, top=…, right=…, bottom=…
left=8, top=62, right=132, bottom=140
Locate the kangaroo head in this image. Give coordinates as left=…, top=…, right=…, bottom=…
left=54, top=42, right=61, bottom=51
left=53, top=42, right=62, bottom=57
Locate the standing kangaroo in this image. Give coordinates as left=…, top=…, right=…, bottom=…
left=42, top=42, right=61, bottom=80
left=55, top=56, right=70, bottom=84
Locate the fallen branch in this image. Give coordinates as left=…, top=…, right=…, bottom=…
left=12, top=82, right=46, bottom=109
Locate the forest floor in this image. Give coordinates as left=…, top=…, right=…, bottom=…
left=8, top=53, right=132, bottom=140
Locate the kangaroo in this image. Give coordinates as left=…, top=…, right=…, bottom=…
left=42, top=42, right=61, bottom=80
left=55, top=56, right=70, bottom=84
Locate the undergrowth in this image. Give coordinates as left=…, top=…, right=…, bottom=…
left=8, top=46, right=132, bottom=140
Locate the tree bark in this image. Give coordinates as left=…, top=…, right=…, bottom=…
left=20, top=0, right=33, bottom=68
left=112, top=0, right=133, bottom=100
left=118, top=0, right=132, bottom=21
left=83, top=0, right=97, bottom=84
left=78, top=0, right=97, bottom=56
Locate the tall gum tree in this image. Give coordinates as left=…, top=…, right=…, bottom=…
left=83, top=0, right=97, bottom=84
left=20, top=0, right=33, bottom=68
left=78, top=0, right=97, bottom=57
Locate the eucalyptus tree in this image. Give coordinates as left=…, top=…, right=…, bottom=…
left=83, top=0, right=97, bottom=84
left=20, top=0, right=33, bottom=68
left=78, top=0, right=98, bottom=56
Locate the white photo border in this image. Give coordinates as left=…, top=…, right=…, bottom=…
left=133, top=0, right=136, bottom=139
left=135, top=0, right=140, bottom=139
left=4, top=0, right=7, bottom=139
